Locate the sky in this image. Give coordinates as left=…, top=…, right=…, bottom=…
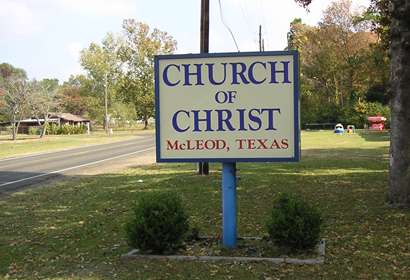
left=1, top=0, right=370, bottom=82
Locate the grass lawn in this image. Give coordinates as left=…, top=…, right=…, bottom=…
left=1, top=131, right=409, bottom=279
left=0, top=127, right=154, bottom=159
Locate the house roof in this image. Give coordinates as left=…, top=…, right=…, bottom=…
left=49, top=113, right=90, bottom=122
left=0, top=113, right=90, bottom=126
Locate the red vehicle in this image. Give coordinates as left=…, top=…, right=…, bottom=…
left=367, top=116, right=386, bottom=131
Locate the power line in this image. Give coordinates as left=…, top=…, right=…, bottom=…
left=238, top=0, right=254, bottom=35
left=217, top=0, right=240, bottom=52
left=239, top=0, right=259, bottom=50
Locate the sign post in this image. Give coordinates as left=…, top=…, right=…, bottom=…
left=199, top=0, right=210, bottom=175
left=222, top=162, right=237, bottom=247
left=155, top=51, right=300, bottom=248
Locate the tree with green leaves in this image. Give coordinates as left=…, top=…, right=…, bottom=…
left=117, top=19, right=177, bottom=129
left=0, top=78, right=31, bottom=140
left=0, top=63, right=27, bottom=123
left=58, top=75, right=91, bottom=117
left=362, top=0, right=391, bottom=49
left=288, top=0, right=385, bottom=126
left=30, top=79, right=59, bottom=138
left=80, top=33, right=122, bottom=133
left=296, top=0, right=410, bottom=206
left=0, top=63, right=27, bottom=81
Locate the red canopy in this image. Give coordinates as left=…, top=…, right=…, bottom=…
left=367, top=116, right=386, bottom=131
left=367, top=116, right=386, bottom=123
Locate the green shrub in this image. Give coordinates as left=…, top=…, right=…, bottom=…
left=74, top=124, right=87, bottom=134
left=45, top=123, right=59, bottom=135
left=126, top=192, right=189, bottom=254
left=28, top=127, right=40, bottom=135
left=266, top=193, right=322, bottom=250
left=45, top=123, right=87, bottom=135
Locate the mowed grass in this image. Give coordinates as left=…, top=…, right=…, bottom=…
left=1, top=131, right=409, bottom=279
left=0, top=128, right=153, bottom=159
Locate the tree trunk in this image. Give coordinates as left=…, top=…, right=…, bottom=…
left=334, top=75, right=344, bottom=107
left=388, top=0, right=410, bottom=206
left=11, top=114, right=17, bottom=141
left=35, top=117, right=41, bottom=127
left=41, top=120, right=48, bottom=138
left=16, top=121, right=21, bottom=138
left=104, top=78, right=109, bottom=135
left=35, top=117, right=43, bottom=138
left=11, top=123, right=17, bottom=141
left=348, top=68, right=354, bottom=105
left=144, top=116, right=148, bottom=130
left=12, top=121, right=21, bottom=141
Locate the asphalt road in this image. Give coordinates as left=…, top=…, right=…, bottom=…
left=0, top=134, right=155, bottom=195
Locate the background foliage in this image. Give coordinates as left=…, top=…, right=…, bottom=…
left=288, top=0, right=390, bottom=128
left=1, top=0, right=392, bottom=137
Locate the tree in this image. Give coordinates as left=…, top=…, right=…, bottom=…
left=363, top=0, right=391, bottom=49
left=58, top=75, right=92, bottom=116
left=319, top=0, right=376, bottom=108
left=288, top=1, right=383, bottom=126
left=117, top=20, right=176, bottom=129
left=0, top=63, right=26, bottom=81
left=0, top=78, right=31, bottom=140
left=295, top=0, right=312, bottom=8
left=296, top=0, right=410, bottom=206
left=30, top=79, right=59, bottom=137
left=0, top=63, right=27, bottom=122
left=80, top=33, right=122, bottom=133
left=388, top=0, right=410, bottom=206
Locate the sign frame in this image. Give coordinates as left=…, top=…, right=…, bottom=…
left=154, top=50, right=300, bottom=163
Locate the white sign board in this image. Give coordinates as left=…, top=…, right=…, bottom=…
left=155, top=51, right=300, bottom=162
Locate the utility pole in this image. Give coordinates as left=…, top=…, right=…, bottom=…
left=200, top=0, right=209, bottom=53
left=104, top=73, right=109, bottom=135
left=199, top=0, right=210, bottom=175
left=259, top=25, right=262, bottom=51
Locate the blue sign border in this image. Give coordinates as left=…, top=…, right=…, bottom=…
left=154, top=51, right=300, bottom=163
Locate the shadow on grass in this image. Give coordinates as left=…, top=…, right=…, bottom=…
left=0, top=145, right=397, bottom=280
left=0, top=138, right=38, bottom=143
left=0, top=171, right=67, bottom=196
left=357, top=130, right=390, bottom=142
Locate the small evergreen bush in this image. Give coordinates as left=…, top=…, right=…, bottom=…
left=266, top=193, right=322, bottom=250
left=126, top=192, right=189, bottom=254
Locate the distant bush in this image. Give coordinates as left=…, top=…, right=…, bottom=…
left=28, top=127, right=41, bottom=135
left=46, top=123, right=87, bottom=135
left=266, top=193, right=322, bottom=250
left=126, top=192, right=189, bottom=254
left=0, top=126, right=12, bottom=135
left=302, top=99, right=390, bottom=129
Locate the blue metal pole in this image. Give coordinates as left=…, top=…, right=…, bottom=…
left=222, top=162, right=237, bottom=248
